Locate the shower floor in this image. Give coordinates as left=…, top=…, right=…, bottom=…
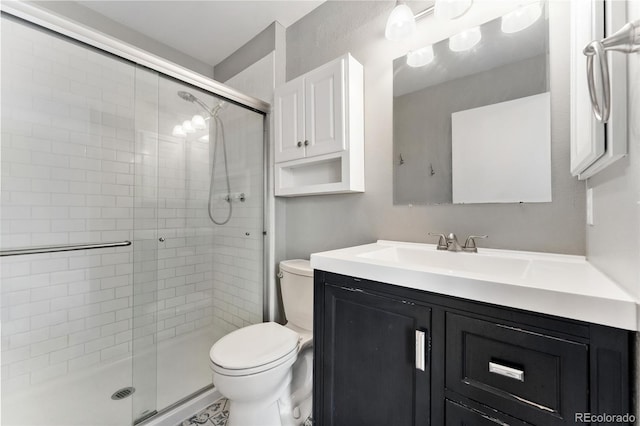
left=2, top=329, right=217, bottom=426
left=2, top=357, right=133, bottom=426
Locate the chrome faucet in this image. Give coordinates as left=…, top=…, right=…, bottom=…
left=462, top=235, right=488, bottom=253
left=446, top=233, right=463, bottom=252
left=429, top=233, right=488, bottom=253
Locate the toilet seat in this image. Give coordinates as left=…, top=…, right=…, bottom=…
left=210, top=322, right=299, bottom=376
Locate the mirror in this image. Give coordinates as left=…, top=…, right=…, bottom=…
left=393, top=3, right=551, bottom=205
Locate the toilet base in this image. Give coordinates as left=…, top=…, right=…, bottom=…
left=227, top=399, right=283, bottom=426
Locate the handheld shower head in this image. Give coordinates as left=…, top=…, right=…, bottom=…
left=177, top=91, right=197, bottom=102
left=177, top=90, right=223, bottom=116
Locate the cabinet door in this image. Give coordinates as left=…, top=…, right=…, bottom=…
left=304, top=58, right=345, bottom=158
left=321, top=285, right=430, bottom=426
left=274, top=78, right=305, bottom=163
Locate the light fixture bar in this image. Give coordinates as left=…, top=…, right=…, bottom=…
left=414, top=5, right=435, bottom=20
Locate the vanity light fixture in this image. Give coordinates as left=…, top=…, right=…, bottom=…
left=434, top=0, right=473, bottom=21
left=407, top=45, right=435, bottom=67
left=172, top=125, right=186, bottom=137
left=501, top=2, right=542, bottom=34
left=191, top=114, right=206, bottom=130
left=449, top=26, right=481, bottom=51
left=385, top=1, right=417, bottom=41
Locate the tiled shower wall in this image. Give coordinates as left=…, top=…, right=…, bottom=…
left=1, top=16, right=263, bottom=396
left=1, top=16, right=137, bottom=394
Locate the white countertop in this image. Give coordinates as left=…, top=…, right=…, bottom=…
left=310, top=240, right=638, bottom=331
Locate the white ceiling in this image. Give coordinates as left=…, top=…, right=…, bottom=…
left=78, top=1, right=325, bottom=67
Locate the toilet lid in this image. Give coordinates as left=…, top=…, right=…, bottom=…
left=210, top=322, right=299, bottom=370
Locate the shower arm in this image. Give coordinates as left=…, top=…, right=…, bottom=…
left=194, top=97, right=224, bottom=117
left=193, top=98, right=214, bottom=115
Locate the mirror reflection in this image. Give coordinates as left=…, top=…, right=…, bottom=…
left=393, top=3, right=551, bottom=205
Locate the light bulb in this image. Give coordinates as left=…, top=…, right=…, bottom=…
left=501, top=2, right=542, bottom=34
left=172, top=125, right=186, bottom=137
left=191, top=114, right=206, bottom=130
left=449, top=26, right=481, bottom=52
left=182, top=120, right=195, bottom=133
left=435, top=0, right=473, bottom=20
left=407, top=45, right=435, bottom=67
left=385, top=3, right=417, bottom=41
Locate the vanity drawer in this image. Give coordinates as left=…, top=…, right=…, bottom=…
left=445, top=313, right=588, bottom=425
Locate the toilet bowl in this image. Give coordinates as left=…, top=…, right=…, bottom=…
left=209, top=259, right=314, bottom=426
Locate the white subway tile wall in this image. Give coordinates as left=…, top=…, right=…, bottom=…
left=1, top=15, right=264, bottom=402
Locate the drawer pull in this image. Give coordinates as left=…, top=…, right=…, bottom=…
left=489, top=362, right=524, bottom=382
left=415, top=330, right=426, bottom=371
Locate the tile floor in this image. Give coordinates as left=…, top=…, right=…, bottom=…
left=178, top=398, right=313, bottom=426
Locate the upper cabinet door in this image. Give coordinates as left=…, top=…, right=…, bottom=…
left=304, top=58, right=345, bottom=158
left=274, top=78, right=305, bottom=163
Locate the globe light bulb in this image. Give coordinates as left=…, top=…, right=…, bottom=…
left=407, top=45, right=435, bottom=67
left=172, top=125, right=186, bottom=137
left=385, top=3, right=417, bottom=41
left=449, top=26, right=481, bottom=52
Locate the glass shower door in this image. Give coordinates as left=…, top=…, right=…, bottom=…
left=131, top=72, right=266, bottom=420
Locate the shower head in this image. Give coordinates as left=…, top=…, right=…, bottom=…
left=177, top=90, right=224, bottom=116
left=177, top=91, right=197, bottom=103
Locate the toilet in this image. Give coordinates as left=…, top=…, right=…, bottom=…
left=209, top=259, right=314, bottom=426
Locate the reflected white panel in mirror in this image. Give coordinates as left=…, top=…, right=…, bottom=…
left=451, top=92, right=551, bottom=204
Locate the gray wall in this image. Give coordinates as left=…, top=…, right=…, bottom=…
left=284, top=1, right=585, bottom=259
left=30, top=1, right=214, bottom=77
left=214, top=23, right=277, bottom=83
left=394, top=54, right=547, bottom=205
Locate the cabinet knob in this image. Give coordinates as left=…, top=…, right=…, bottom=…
left=304, top=140, right=309, bottom=146
left=297, top=141, right=302, bottom=147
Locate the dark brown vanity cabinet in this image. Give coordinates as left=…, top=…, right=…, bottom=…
left=313, top=271, right=633, bottom=426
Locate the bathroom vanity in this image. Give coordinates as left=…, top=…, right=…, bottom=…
left=311, top=241, right=636, bottom=425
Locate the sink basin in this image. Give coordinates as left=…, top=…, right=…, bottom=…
left=310, top=240, right=638, bottom=330
left=358, top=245, right=531, bottom=281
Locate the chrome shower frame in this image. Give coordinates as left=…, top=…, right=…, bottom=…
left=1, top=1, right=274, bottom=424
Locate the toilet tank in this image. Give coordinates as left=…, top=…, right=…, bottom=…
left=279, top=259, right=313, bottom=331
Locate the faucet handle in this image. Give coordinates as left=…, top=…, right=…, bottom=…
left=463, top=235, right=488, bottom=253
left=428, top=233, right=448, bottom=250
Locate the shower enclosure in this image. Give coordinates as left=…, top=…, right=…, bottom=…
left=1, top=7, right=268, bottom=426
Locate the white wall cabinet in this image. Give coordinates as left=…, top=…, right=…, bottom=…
left=274, top=53, right=364, bottom=196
